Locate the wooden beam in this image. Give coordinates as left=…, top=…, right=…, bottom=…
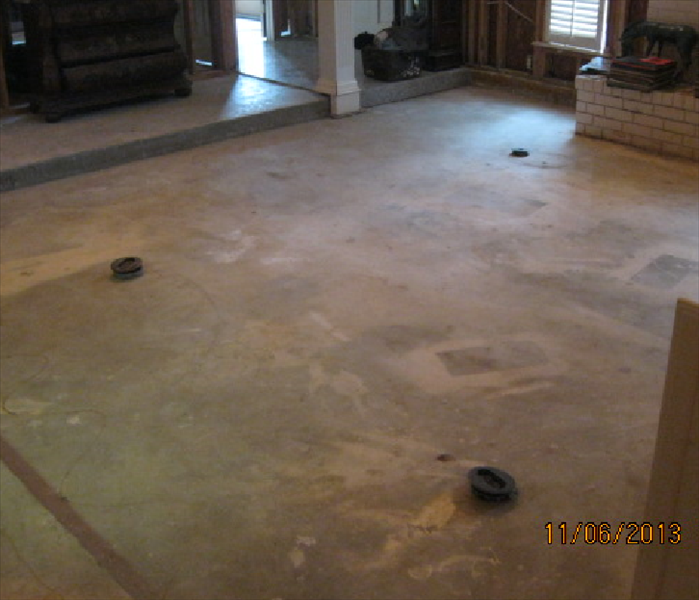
left=496, top=0, right=507, bottom=69
left=0, top=3, right=10, bottom=112
left=606, top=0, right=628, bottom=57
left=477, top=0, right=489, bottom=65
left=464, top=0, right=474, bottom=64
left=182, top=0, right=196, bottom=74
left=532, top=42, right=547, bottom=78
left=534, top=0, right=546, bottom=42
left=209, top=0, right=236, bottom=72
left=468, top=0, right=479, bottom=64
left=0, top=33, right=9, bottom=112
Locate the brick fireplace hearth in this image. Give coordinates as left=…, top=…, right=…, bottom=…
left=575, top=75, right=699, bottom=161
left=574, top=0, right=699, bottom=161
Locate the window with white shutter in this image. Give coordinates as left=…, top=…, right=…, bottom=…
left=546, top=0, right=609, bottom=52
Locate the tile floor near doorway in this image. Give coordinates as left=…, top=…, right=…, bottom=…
left=1, top=87, right=698, bottom=600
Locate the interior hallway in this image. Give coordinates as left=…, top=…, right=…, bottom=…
left=1, top=86, right=698, bottom=600
left=236, top=16, right=318, bottom=91
left=233, top=16, right=450, bottom=102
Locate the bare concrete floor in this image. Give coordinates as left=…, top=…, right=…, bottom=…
left=1, top=87, right=698, bottom=600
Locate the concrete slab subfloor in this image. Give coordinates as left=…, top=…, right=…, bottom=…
left=1, top=86, right=698, bottom=600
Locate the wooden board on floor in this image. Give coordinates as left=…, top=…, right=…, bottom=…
left=631, top=298, right=699, bottom=600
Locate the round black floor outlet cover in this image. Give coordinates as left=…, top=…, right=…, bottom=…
left=468, top=466, right=517, bottom=502
left=111, top=257, right=144, bottom=280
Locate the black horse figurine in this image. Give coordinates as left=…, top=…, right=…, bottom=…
left=620, top=21, right=698, bottom=78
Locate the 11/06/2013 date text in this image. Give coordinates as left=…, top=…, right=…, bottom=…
left=545, top=522, right=681, bottom=545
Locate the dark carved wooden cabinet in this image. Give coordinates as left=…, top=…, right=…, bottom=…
left=395, top=0, right=463, bottom=71
left=18, top=0, right=191, bottom=122
left=425, top=0, right=462, bottom=70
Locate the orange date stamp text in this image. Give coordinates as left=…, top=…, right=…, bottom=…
left=545, top=522, right=681, bottom=545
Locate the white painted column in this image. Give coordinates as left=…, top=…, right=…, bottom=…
left=315, top=0, right=361, bottom=115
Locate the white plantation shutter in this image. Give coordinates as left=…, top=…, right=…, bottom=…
left=546, top=0, right=608, bottom=51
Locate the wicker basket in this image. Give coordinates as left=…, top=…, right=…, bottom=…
left=361, top=47, right=422, bottom=82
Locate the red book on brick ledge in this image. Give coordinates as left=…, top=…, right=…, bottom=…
left=608, top=55, right=677, bottom=91
left=611, top=56, right=676, bottom=72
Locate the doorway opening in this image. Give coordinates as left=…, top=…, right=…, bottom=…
left=234, top=0, right=319, bottom=92
left=1, top=0, right=31, bottom=111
